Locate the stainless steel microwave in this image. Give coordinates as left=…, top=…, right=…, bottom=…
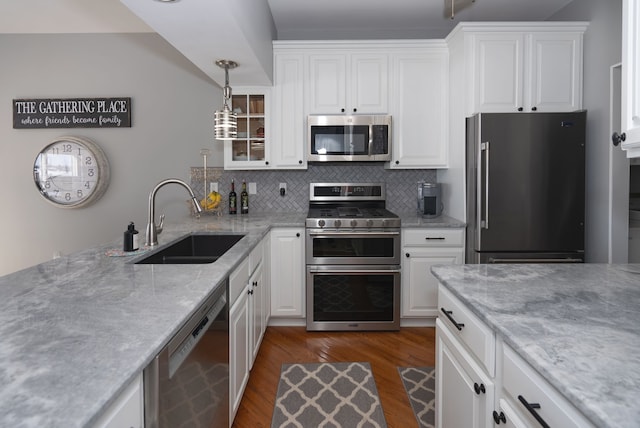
left=308, top=115, right=392, bottom=162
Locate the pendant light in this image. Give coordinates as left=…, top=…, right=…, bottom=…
left=445, top=0, right=476, bottom=20
left=214, top=59, right=238, bottom=140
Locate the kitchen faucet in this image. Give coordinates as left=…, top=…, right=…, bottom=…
left=145, top=178, right=202, bottom=247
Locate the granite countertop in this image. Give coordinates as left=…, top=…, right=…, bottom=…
left=0, top=212, right=304, bottom=428
left=396, top=213, right=465, bottom=228
left=0, top=210, right=460, bottom=428
left=431, top=263, right=640, bottom=428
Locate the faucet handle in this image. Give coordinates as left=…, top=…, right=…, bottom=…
left=156, top=214, right=165, bottom=235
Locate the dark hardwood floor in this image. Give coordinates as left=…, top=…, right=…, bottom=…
left=232, top=326, right=436, bottom=428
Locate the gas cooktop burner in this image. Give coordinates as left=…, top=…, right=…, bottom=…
left=306, top=182, right=401, bottom=229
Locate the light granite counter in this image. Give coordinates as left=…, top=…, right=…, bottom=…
left=0, top=210, right=460, bottom=428
left=0, top=212, right=304, bottom=428
left=431, top=263, right=640, bottom=428
left=396, top=213, right=465, bottom=228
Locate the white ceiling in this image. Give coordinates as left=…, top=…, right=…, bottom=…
left=0, top=0, right=576, bottom=85
left=267, top=0, right=576, bottom=40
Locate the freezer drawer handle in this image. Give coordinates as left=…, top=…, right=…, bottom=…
left=488, top=257, right=583, bottom=264
left=440, top=308, right=464, bottom=331
left=518, top=395, right=550, bottom=428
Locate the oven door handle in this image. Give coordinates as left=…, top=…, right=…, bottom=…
left=307, top=267, right=402, bottom=274
left=307, top=231, right=400, bottom=236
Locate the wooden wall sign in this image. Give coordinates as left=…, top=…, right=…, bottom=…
left=13, top=97, right=132, bottom=129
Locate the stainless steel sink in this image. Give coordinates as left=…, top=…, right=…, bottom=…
left=135, top=233, right=245, bottom=264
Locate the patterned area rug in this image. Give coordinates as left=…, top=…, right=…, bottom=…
left=398, top=367, right=436, bottom=428
left=271, top=362, right=388, bottom=428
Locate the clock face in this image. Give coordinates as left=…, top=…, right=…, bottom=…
left=33, top=136, right=110, bottom=208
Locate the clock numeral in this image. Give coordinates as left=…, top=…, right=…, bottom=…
left=62, top=144, right=73, bottom=153
left=76, top=190, right=83, bottom=199
left=64, top=193, right=72, bottom=201
left=85, top=156, right=93, bottom=166
left=87, top=168, right=95, bottom=177
left=44, top=180, right=51, bottom=189
left=84, top=181, right=91, bottom=190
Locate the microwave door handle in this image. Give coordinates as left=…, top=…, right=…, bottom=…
left=368, top=124, right=373, bottom=156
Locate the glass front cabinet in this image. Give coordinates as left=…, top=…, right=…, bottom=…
left=223, top=88, right=271, bottom=169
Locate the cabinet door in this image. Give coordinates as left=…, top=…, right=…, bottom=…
left=307, top=54, right=347, bottom=114
left=402, top=248, right=462, bottom=317
left=622, top=0, right=640, bottom=157
left=436, top=319, right=494, bottom=428
left=472, top=33, right=525, bottom=113
left=390, top=50, right=449, bottom=168
left=528, top=33, right=583, bottom=112
left=229, top=288, right=250, bottom=421
left=350, top=53, right=388, bottom=114
left=249, top=262, right=264, bottom=367
left=93, top=374, right=143, bottom=428
left=272, top=53, right=307, bottom=168
left=224, top=88, right=270, bottom=170
left=270, top=228, right=305, bottom=318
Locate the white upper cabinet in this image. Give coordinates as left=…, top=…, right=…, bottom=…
left=388, top=43, right=449, bottom=169
left=271, top=52, right=307, bottom=168
left=452, top=23, right=588, bottom=114
left=307, top=50, right=388, bottom=114
left=621, top=0, right=640, bottom=157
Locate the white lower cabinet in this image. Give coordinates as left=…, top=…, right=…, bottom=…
left=497, top=341, right=595, bottom=428
left=92, top=373, right=143, bottom=428
left=229, top=259, right=250, bottom=424
left=401, top=228, right=464, bottom=320
left=229, top=236, right=269, bottom=425
left=436, top=319, right=494, bottom=428
left=437, top=283, right=596, bottom=428
left=269, top=227, right=305, bottom=320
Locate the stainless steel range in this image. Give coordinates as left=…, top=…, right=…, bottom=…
left=306, top=183, right=401, bottom=331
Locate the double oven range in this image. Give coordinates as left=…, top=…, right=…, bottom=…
left=305, top=183, right=401, bottom=331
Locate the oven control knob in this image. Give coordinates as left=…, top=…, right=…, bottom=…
left=334, top=220, right=342, bottom=228
left=318, top=219, right=325, bottom=228
left=366, top=219, right=374, bottom=228
left=350, top=219, right=358, bottom=228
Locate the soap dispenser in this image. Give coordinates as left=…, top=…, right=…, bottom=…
left=123, top=222, right=139, bottom=252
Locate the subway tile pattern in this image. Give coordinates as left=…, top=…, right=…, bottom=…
left=191, top=164, right=436, bottom=214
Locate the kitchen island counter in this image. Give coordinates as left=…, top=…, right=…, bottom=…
left=431, top=263, right=640, bottom=428
left=0, top=212, right=304, bottom=428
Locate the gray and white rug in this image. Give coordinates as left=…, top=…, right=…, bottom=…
left=271, top=362, right=387, bottom=428
left=398, top=367, right=436, bottom=428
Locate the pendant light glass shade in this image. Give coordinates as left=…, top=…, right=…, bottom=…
left=214, top=60, right=238, bottom=141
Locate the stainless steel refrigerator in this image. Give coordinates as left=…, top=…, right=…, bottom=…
left=466, top=111, right=586, bottom=264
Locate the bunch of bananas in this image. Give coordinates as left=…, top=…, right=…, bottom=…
left=200, top=191, right=222, bottom=210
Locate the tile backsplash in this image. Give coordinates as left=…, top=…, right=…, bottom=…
left=191, top=164, right=436, bottom=214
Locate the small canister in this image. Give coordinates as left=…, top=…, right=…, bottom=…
left=418, top=182, right=443, bottom=218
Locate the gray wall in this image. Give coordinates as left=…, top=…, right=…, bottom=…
left=550, top=0, right=622, bottom=262
left=0, top=33, right=223, bottom=275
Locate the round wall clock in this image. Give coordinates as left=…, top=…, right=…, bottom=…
left=33, top=136, right=110, bottom=208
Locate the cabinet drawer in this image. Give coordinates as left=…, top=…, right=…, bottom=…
left=502, top=344, right=595, bottom=428
left=403, top=228, right=464, bottom=247
left=249, top=240, right=264, bottom=274
left=229, top=257, right=249, bottom=306
left=438, top=285, right=495, bottom=376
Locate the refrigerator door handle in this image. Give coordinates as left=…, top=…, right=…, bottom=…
left=481, top=141, right=490, bottom=229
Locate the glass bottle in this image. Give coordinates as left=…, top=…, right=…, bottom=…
left=240, top=180, right=249, bottom=214
left=229, top=179, right=237, bottom=215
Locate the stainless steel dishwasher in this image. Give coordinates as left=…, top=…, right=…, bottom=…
left=144, top=281, right=229, bottom=428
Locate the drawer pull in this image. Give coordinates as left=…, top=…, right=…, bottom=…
left=518, top=395, right=550, bottom=428
left=473, top=382, right=485, bottom=395
left=425, top=237, right=445, bottom=240
left=492, top=411, right=506, bottom=424
left=440, top=307, right=465, bottom=331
